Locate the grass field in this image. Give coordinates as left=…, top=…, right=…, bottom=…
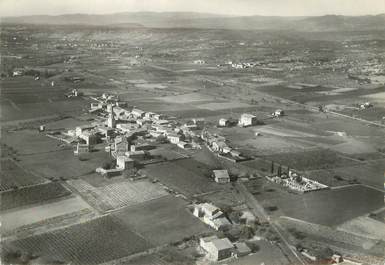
left=20, top=148, right=111, bottom=180
left=3, top=215, right=151, bottom=265
left=143, top=158, right=220, bottom=196
left=0, top=159, right=47, bottom=192
left=1, top=129, right=66, bottom=155
left=305, top=159, right=385, bottom=188
left=250, top=182, right=384, bottom=226
left=113, top=195, right=211, bottom=245
left=0, top=182, right=71, bottom=211
left=1, top=196, right=90, bottom=233
left=264, top=148, right=360, bottom=171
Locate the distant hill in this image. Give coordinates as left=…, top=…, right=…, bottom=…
left=2, top=12, right=385, bottom=31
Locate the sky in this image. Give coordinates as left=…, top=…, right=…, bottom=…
left=1, top=0, right=384, bottom=17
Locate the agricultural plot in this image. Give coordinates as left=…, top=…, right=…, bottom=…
left=20, top=148, right=111, bottom=180
left=67, top=179, right=168, bottom=212
left=253, top=184, right=384, bottom=227
left=1, top=196, right=90, bottom=233
left=337, top=216, right=385, bottom=241
left=113, top=195, right=211, bottom=245
left=0, top=182, right=71, bottom=211
left=2, top=216, right=151, bottom=265
left=1, top=129, right=66, bottom=155
left=0, top=159, right=46, bottom=192
left=305, top=159, right=385, bottom=189
left=143, top=158, right=220, bottom=196
left=265, top=148, right=360, bottom=171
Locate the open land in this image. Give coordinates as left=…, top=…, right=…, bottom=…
left=1, top=21, right=385, bottom=265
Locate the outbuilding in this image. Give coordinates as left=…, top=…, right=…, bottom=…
left=213, top=170, right=230, bottom=183
left=203, top=237, right=234, bottom=261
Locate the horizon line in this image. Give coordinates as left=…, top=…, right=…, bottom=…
left=2, top=10, right=385, bottom=19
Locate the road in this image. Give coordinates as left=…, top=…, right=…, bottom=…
left=235, top=182, right=308, bottom=265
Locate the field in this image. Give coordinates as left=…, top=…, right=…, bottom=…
left=1, top=129, right=67, bottom=155
left=113, top=195, right=211, bottom=245
left=0, top=182, right=71, bottom=211
left=1, top=196, right=90, bottom=233
left=336, top=216, right=385, bottom=241
left=67, top=179, right=168, bottom=212
left=2, top=216, right=151, bottom=265
left=143, top=158, right=221, bottom=196
left=20, top=147, right=111, bottom=180
left=305, top=159, right=385, bottom=188
left=264, top=148, right=360, bottom=171
left=248, top=181, right=384, bottom=226
left=0, top=159, right=47, bottom=191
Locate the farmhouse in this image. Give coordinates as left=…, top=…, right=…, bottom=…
left=201, top=237, right=234, bottom=261
left=272, top=109, right=284, bottom=117
left=219, top=118, right=230, bottom=127
left=212, top=170, right=230, bottom=183
left=74, top=143, right=89, bottom=156
left=116, top=156, right=134, bottom=170
left=238, top=113, right=257, bottom=127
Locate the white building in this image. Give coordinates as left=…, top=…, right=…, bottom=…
left=167, top=133, right=182, bottom=144
left=272, top=109, right=284, bottom=117
left=213, top=170, right=230, bottom=183
left=107, top=113, right=116, bottom=128
left=131, top=108, right=145, bottom=118
left=116, top=156, right=134, bottom=170
left=75, top=125, right=95, bottom=137
left=239, top=113, right=257, bottom=127
left=79, top=131, right=98, bottom=145
left=219, top=118, right=230, bottom=127
left=201, top=237, right=234, bottom=261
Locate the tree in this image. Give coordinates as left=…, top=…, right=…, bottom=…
left=239, top=225, right=255, bottom=240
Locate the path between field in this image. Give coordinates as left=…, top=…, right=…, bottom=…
left=331, top=183, right=385, bottom=193
left=235, top=182, right=308, bottom=265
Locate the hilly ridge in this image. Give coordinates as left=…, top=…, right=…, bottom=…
left=2, top=12, right=385, bottom=31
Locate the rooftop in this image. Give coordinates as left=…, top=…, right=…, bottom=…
left=208, top=238, right=233, bottom=251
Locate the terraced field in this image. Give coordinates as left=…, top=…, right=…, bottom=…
left=67, top=179, right=168, bottom=212
left=0, top=159, right=46, bottom=192
left=2, top=216, right=151, bottom=265
left=0, top=182, right=71, bottom=211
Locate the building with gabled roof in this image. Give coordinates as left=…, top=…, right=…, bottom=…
left=202, top=237, right=234, bottom=261
left=213, top=170, right=230, bottom=183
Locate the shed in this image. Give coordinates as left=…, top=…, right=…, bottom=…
left=213, top=170, right=230, bottom=183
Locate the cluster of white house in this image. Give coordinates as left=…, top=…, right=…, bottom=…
left=201, top=129, right=245, bottom=162
left=193, top=203, right=231, bottom=231
left=67, top=93, right=208, bottom=176
left=266, top=170, right=329, bottom=193
left=193, top=202, right=252, bottom=261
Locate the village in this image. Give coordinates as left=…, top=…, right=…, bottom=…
left=2, top=16, right=385, bottom=265
left=35, top=91, right=377, bottom=265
